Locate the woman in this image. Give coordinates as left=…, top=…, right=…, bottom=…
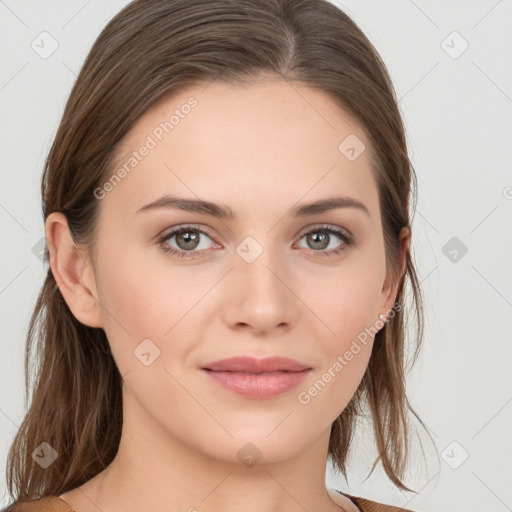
left=3, top=1, right=428, bottom=511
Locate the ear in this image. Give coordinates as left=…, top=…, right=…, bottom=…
left=45, top=212, right=104, bottom=328
left=378, top=226, right=410, bottom=322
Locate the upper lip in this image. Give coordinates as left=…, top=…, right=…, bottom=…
left=201, top=356, right=311, bottom=373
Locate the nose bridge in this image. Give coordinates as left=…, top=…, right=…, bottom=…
left=224, top=233, right=296, bottom=332
left=235, top=233, right=288, bottom=296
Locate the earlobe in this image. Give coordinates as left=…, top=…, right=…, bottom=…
left=45, top=212, right=104, bottom=328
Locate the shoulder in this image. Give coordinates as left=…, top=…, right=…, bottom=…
left=1, top=497, right=74, bottom=512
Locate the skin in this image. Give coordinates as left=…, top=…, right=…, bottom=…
left=47, top=76, right=409, bottom=512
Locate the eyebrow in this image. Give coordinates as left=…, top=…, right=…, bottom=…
left=135, top=195, right=371, bottom=219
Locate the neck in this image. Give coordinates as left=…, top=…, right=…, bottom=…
left=61, top=389, right=352, bottom=512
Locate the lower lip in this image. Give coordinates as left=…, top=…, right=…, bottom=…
left=201, top=369, right=311, bottom=399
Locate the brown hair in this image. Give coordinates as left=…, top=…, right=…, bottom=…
left=4, top=0, right=429, bottom=506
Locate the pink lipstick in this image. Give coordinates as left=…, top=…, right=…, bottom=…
left=201, top=356, right=311, bottom=399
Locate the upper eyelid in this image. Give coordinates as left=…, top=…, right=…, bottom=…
left=300, top=224, right=352, bottom=238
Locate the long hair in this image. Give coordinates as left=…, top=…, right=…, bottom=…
left=4, top=0, right=428, bottom=505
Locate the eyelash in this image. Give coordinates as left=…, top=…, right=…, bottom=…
left=157, top=224, right=354, bottom=259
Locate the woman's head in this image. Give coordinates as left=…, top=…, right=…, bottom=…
left=6, top=0, right=425, bottom=503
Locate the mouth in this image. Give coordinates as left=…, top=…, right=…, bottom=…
left=200, top=356, right=312, bottom=399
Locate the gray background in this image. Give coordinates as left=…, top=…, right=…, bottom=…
left=1, top=1, right=511, bottom=511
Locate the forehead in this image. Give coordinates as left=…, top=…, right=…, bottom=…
left=103, top=78, right=380, bottom=222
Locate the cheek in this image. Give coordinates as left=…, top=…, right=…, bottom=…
left=296, top=259, right=383, bottom=406
left=93, top=248, right=217, bottom=367
left=92, top=249, right=169, bottom=368
left=303, top=258, right=384, bottom=344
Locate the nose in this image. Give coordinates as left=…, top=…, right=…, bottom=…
left=221, top=245, right=298, bottom=336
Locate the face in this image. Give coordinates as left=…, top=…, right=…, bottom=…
left=56, top=77, right=404, bottom=465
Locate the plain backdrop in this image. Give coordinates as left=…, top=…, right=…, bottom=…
left=1, top=1, right=511, bottom=511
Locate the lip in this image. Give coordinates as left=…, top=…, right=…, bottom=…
left=201, top=356, right=312, bottom=399
left=202, top=356, right=310, bottom=373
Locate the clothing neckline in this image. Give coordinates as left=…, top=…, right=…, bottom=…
left=328, top=487, right=363, bottom=512
left=56, top=490, right=363, bottom=512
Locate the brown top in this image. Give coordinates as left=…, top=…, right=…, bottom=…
left=4, top=492, right=414, bottom=512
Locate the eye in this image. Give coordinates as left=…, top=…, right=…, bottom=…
left=295, top=225, right=353, bottom=258
left=157, top=224, right=354, bottom=259
left=157, top=225, right=217, bottom=259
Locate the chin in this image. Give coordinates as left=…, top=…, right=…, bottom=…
left=196, top=427, right=314, bottom=467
